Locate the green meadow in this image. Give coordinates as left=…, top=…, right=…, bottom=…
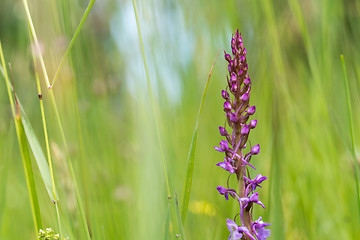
left=1, top=0, right=360, bottom=239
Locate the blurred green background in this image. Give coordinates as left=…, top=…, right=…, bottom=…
left=1, top=0, right=360, bottom=239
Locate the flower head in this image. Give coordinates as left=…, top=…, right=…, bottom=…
left=215, top=29, right=271, bottom=240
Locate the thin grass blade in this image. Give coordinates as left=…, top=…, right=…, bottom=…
left=341, top=54, right=360, bottom=220
left=0, top=63, right=57, bottom=202
left=180, top=51, right=219, bottom=223
left=175, top=193, right=186, bottom=240
left=0, top=43, right=42, bottom=233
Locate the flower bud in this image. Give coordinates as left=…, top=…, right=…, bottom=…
left=224, top=101, right=232, bottom=112
left=241, top=125, right=250, bottom=135
left=230, top=113, right=238, bottom=123
left=219, top=126, right=228, bottom=136
left=224, top=52, right=231, bottom=62
left=249, top=119, right=257, bottom=129
left=222, top=90, right=230, bottom=100
left=244, top=78, right=251, bottom=86
left=240, top=92, right=249, bottom=102
left=251, top=144, right=260, bottom=155
left=231, top=83, right=238, bottom=93
left=243, top=48, right=247, bottom=55
left=230, top=74, right=237, bottom=83
left=240, top=55, right=245, bottom=63
left=247, top=106, right=256, bottom=115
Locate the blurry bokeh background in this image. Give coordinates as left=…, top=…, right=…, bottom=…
left=1, top=0, right=360, bottom=239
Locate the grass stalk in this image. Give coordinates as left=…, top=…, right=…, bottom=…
left=22, top=1, right=92, bottom=238
left=51, top=0, right=96, bottom=87
left=131, top=0, right=171, bottom=198
left=30, top=38, right=62, bottom=238
left=180, top=50, right=219, bottom=223
left=0, top=42, right=42, bottom=235
left=341, top=55, right=360, bottom=220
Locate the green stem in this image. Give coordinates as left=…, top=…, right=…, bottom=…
left=341, top=55, right=360, bottom=221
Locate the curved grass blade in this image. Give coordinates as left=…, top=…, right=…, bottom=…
left=19, top=103, right=58, bottom=201
left=341, top=55, right=360, bottom=220
left=0, top=44, right=42, bottom=233
left=0, top=64, right=57, bottom=202
left=180, top=50, right=220, bottom=223
left=51, top=0, right=96, bottom=87
left=0, top=125, right=14, bottom=228
left=175, top=193, right=186, bottom=240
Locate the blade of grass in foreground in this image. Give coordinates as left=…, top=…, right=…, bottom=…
left=180, top=51, right=219, bottom=223
left=132, top=1, right=183, bottom=237
left=0, top=125, right=14, bottom=228
left=51, top=0, right=95, bottom=87
left=0, top=42, right=42, bottom=234
left=341, top=54, right=360, bottom=220
left=175, top=193, right=186, bottom=240
left=0, top=64, right=57, bottom=202
left=22, top=0, right=93, bottom=238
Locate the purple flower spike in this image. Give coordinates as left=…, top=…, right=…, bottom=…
left=216, top=29, right=270, bottom=239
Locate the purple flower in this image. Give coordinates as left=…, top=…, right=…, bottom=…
left=240, top=192, right=266, bottom=209
left=251, top=144, right=260, bottom=155
left=249, top=119, right=257, bottom=129
left=226, top=219, right=243, bottom=240
left=247, top=106, right=256, bottom=115
left=222, top=90, right=230, bottom=100
left=216, top=161, right=236, bottom=174
left=252, top=217, right=271, bottom=240
left=214, top=140, right=230, bottom=153
left=219, top=126, right=228, bottom=137
left=226, top=219, right=257, bottom=240
left=245, top=174, right=267, bottom=191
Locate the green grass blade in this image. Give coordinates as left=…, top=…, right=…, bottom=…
left=0, top=125, right=14, bottom=228
left=341, top=54, right=360, bottom=220
left=164, top=204, right=170, bottom=240
left=21, top=1, right=92, bottom=238
left=19, top=103, right=58, bottom=201
left=51, top=0, right=96, bottom=87
left=15, top=115, right=43, bottom=233
left=180, top=51, right=219, bottom=223
left=175, top=193, right=186, bottom=240
left=131, top=0, right=171, bottom=197
left=0, top=58, right=57, bottom=202
left=0, top=43, right=42, bottom=234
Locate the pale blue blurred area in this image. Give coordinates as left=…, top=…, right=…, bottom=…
left=110, top=0, right=196, bottom=106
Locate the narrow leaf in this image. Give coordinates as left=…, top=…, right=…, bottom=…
left=175, top=193, right=186, bottom=240
left=181, top=50, right=220, bottom=223
left=0, top=64, right=57, bottom=201
left=19, top=102, right=58, bottom=201
left=341, top=54, right=360, bottom=220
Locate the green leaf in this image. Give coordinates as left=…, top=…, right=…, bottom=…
left=19, top=102, right=58, bottom=201
left=180, top=51, right=219, bottom=223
